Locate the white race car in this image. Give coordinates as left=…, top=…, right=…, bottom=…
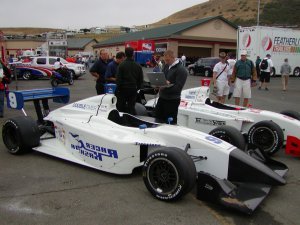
left=2, top=88, right=288, bottom=214
left=144, top=86, right=300, bottom=156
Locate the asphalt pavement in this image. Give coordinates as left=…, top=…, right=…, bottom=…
left=0, top=70, right=299, bottom=225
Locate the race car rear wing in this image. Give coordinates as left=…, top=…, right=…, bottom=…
left=7, top=87, right=70, bottom=123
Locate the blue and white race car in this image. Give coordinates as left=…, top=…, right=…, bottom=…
left=144, top=86, right=300, bottom=157
left=2, top=88, right=288, bottom=214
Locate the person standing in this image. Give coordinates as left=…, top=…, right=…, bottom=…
left=212, top=52, right=229, bottom=103
left=181, top=53, right=186, bottom=67
left=0, top=60, right=11, bottom=118
left=116, top=47, right=143, bottom=114
left=258, top=54, right=273, bottom=91
left=90, top=49, right=109, bottom=95
left=280, top=58, right=292, bottom=91
left=105, top=51, right=125, bottom=83
left=231, top=50, right=257, bottom=107
left=155, top=50, right=188, bottom=124
left=226, top=53, right=236, bottom=100
left=255, top=56, right=261, bottom=79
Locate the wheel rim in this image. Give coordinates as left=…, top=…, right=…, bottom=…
left=294, top=68, right=300, bottom=77
left=51, top=80, right=58, bottom=87
left=23, top=71, right=31, bottom=80
left=204, top=70, right=209, bottom=77
left=189, top=69, right=194, bottom=76
left=3, top=126, right=20, bottom=153
left=69, top=79, right=74, bottom=85
left=251, top=126, right=276, bottom=152
left=147, top=158, right=179, bottom=194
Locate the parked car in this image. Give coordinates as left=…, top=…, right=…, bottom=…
left=187, top=57, right=219, bottom=77
left=30, top=56, right=86, bottom=79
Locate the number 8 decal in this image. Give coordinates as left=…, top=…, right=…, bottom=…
left=205, top=136, right=222, bottom=144
left=8, top=92, right=18, bottom=109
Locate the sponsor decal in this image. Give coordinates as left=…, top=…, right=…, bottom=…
left=195, top=118, right=226, bottom=126
left=273, top=36, right=300, bottom=53
left=72, top=103, right=98, bottom=111
left=70, top=132, right=118, bottom=161
left=205, top=136, right=223, bottom=144
left=261, top=36, right=273, bottom=51
left=242, top=33, right=251, bottom=48
left=142, top=43, right=152, bottom=51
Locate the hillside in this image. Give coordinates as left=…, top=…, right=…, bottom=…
left=152, top=0, right=300, bottom=27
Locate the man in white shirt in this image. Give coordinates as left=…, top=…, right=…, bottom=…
left=227, top=53, right=236, bottom=99
left=212, top=52, right=229, bottom=103
left=181, top=54, right=186, bottom=67
left=258, top=54, right=274, bottom=91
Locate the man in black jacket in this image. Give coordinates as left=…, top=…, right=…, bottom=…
left=116, top=47, right=143, bottom=114
left=155, top=50, right=188, bottom=124
left=90, top=49, right=109, bottom=95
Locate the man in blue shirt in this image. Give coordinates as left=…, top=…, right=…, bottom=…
left=105, top=51, right=125, bottom=83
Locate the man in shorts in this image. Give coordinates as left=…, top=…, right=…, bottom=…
left=258, top=54, right=274, bottom=91
left=212, top=52, right=229, bottom=103
left=231, top=50, right=257, bottom=107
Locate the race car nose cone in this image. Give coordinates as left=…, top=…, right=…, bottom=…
left=227, top=149, right=286, bottom=186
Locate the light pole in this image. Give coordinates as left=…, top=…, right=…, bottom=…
left=257, top=0, right=261, bottom=26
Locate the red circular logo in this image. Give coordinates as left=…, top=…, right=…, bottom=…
left=262, top=36, right=273, bottom=51
left=242, top=33, right=251, bottom=48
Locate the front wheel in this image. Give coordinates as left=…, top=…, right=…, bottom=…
left=2, top=116, right=40, bottom=154
left=143, top=147, right=196, bottom=201
left=209, top=125, right=246, bottom=150
left=248, top=120, right=284, bottom=156
left=51, top=79, right=58, bottom=87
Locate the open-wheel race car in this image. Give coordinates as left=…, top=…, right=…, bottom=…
left=143, top=86, right=300, bottom=157
left=2, top=88, right=288, bottom=214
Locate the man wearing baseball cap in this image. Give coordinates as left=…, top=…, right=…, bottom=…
left=231, top=50, right=257, bottom=107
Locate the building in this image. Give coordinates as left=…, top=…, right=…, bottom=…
left=93, top=16, right=238, bottom=59
left=67, top=38, right=98, bottom=56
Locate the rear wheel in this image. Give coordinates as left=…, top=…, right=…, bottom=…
left=248, top=120, right=284, bottom=156
left=22, top=71, right=31, bottom=80
left=293, top=67, right=300, bottom=77
left=143, top=147, right=196, bottom=201
left=189, top=68, right=195, bottom=76
left=2, top=116, right=40, bottom=154
left=68, top=78, right=74, bottom=85
left=209, top=125, right=246, bottom=150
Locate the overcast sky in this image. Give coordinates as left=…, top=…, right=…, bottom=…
left=0, top=0, right=208, bottom=29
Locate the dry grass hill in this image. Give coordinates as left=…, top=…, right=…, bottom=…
left=152, top=0, right=299, bottom=28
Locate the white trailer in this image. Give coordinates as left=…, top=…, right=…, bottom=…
left=237, top=26, right=300, bottom=76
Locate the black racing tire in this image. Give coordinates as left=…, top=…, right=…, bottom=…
left=69, top=70, right=76, bottom=79
left=189, top=68, right=195, bottom=76
left=135, top=103, right=148, bottom=116
left=143, top=147, right=197, bottom=201
left=209, top=125, right=246, bottom=150
left=293, top=67, right=300, bottom=77
left=22, top=71, right=31, bottom=80
left=51, top=79, right=58, bottom=87
left=248, top=120, right=284, bottom=156
left=280, top=110, right=300, bottom=120
left=2, top=116, right=40, bottom=154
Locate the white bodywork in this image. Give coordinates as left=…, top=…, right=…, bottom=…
left=146, top=86, right=300, bottom=144
left=36, top=94, right=236, bottom=177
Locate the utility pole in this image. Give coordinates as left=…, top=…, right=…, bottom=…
left=257, top=0, right=261, bottom=26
